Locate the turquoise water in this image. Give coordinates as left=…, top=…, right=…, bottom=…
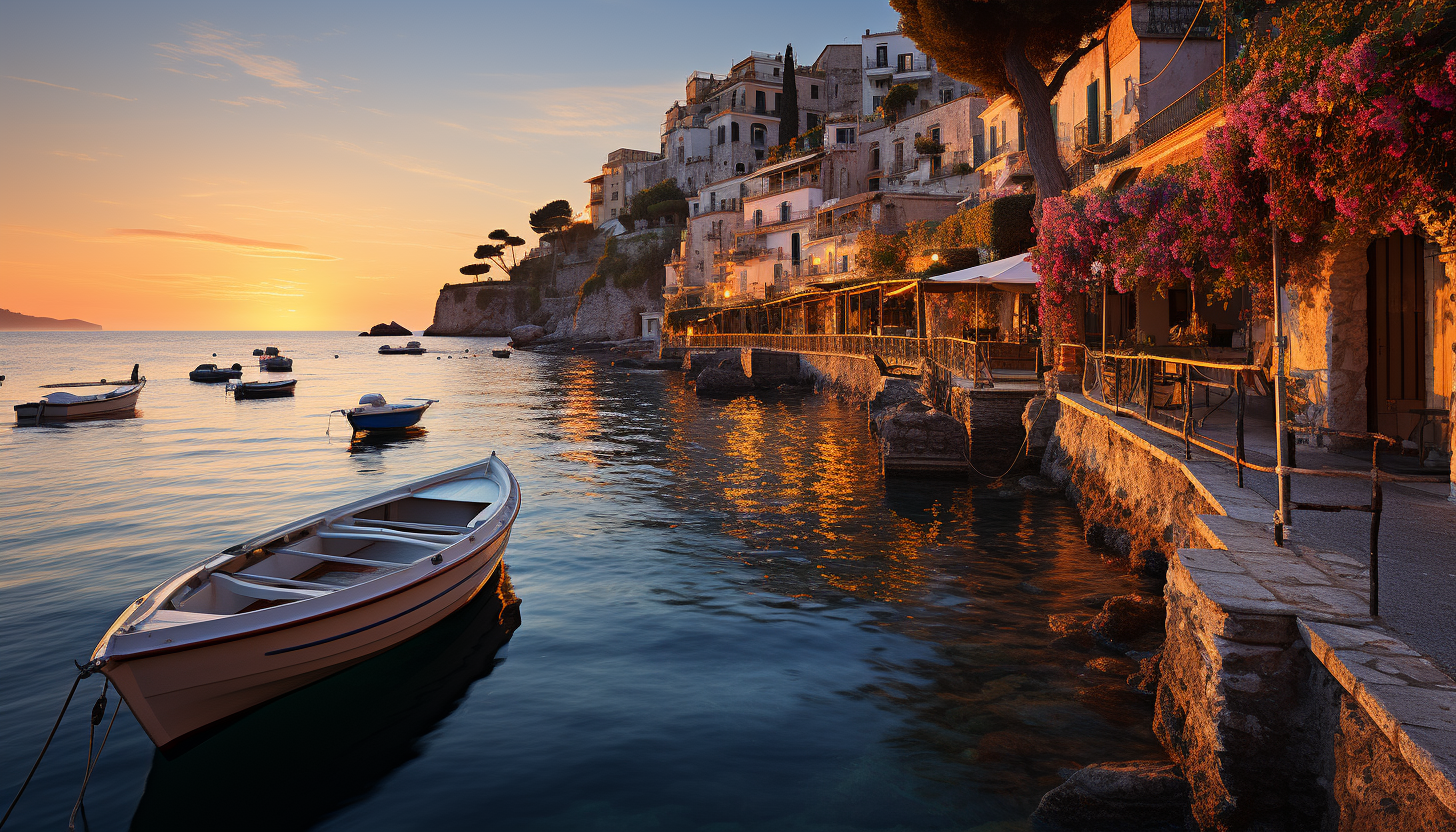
left=0, top=332, right=1160, bottom=831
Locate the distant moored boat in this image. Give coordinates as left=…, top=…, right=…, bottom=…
left=379, top=341, right=427, bottom=355
left=228, top=379, right=297, bottom=399
left=258, top=347, right=293, bottom=372
left=190, top=363, right=243, bottom=382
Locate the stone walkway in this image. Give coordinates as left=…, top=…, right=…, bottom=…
left=1060, top=392, right=1456, bottom=820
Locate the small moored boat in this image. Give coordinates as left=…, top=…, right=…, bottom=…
left=228, top=379, right=297, bottom=399
left=334, top=394, right=437, bottom=431
left=379, top=341, right=426, bottom=355
left=15, top=380, right=147, bottom=423
left=89, top=455, right=520, bottom=748
left=491, top=349, right=511, bottom=358
left=190, top=363, right=244, bottom=382
left=258, top=347, right=293, bottom=372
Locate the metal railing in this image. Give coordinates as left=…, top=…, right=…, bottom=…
left=1134, top=65, right=1225, bottom=149
left=663, top=333, right=1037, bottom=387
left=1069, top=345, right=1448, bottom=616
left=1140, top=0, right=1217, bottom=37
left=745, top=174, right=820, bottom=200
left=1066, top=134, right=1132, bottom=189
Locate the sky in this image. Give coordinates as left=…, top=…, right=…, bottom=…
left=2, top=0, right=896, bottom=330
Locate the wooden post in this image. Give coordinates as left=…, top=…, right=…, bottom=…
left=1370, top=443, right=1382, bottom=617
left=1183, top=362, right=1193, bottom=460
left=1235, top=372, right=1246, bottom=487
left=1144, top=357, right=1153, bottom=421
left=1271, top=174, right=1291, bottom=547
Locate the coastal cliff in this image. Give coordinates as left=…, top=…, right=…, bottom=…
left=424, top=228, right=672, bottom=341
left=1, top=307, right=102, bottom=331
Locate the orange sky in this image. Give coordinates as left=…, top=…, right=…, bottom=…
left=1, top=3, right=891, bottom=330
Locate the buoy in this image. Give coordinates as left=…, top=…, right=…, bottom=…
left=334, top=354, right=339, bottom=358
left=212, top=353, right=217, bottom=357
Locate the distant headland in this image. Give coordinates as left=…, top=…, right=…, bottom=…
left=0, top=307, right=103, bottom=331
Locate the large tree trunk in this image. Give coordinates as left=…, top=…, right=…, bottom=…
left=1003, top=33, right=1070, bottom=212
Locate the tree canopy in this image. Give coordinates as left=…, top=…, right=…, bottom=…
left=891, top=0, right=1121, bottom=202
left=779, top=44, right=799, bottom=146
left=629, top=180, right=689, bottom=225
left=528, top=200, right=574, bottom=237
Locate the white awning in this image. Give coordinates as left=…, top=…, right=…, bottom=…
left=925, top=253, right=1040, bottom=292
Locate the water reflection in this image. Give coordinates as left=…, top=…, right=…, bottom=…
left=346, top=427, right=429, bottom=455
left=128, top=567, right=520, bottom=832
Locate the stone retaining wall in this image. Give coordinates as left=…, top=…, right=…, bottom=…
left=1048, top=392, right=1456, bottom=831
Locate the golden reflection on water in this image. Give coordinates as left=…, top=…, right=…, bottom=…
left=555, top=361, right=605, bottom=468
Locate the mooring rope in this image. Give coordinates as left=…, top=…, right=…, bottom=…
left=0, top=660, right=103, bottom=830
left=68, top=679, right=121, bottom=831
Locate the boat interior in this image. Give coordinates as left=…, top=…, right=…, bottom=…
left=151, top=471, right=505, bottom=623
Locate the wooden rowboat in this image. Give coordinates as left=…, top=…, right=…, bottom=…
left=227, top=379, right=297, bottom=399
left=89, top=455, right=520, bottom=749
left=14, top=380, right=146, bottom=423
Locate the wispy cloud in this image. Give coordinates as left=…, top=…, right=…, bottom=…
left=51, top=150, right=97, bottom=162
left=213, top=95, right=288, bottom=108
left=4, top=75, right=135, bottom=101
left=477, top=83, right=674, bottom=138
left=314, top=138, right=533, bottom=204
left=156, top=23, right=327, bottom=95
left=108, top=228, right=340, bottom=260
left=118, top=273, right=309, bottom=301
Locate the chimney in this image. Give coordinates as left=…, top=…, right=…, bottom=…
left=865, top=29, right=870, bottom=36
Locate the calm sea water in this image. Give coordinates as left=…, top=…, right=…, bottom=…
left=0, top=332, right=1161, bottom=832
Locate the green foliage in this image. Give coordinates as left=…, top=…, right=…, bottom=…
left=780, top=44, right=799, bottom=146
left=952, top=162, right=974, bottom=176
left=854, top=227, right=911, bottom=280
left=629, top=180, right=688, bottom=225
left=528, top=200, right=573, bottom=236
left=882, top=84, right=918, bottom=121
left=921, top=247, right=980, bottom=277
left=913, top=136, right=945, bottom=156
left=578, top=232, right=677, bottom=301
left=932, top=194, right=1036, bottom=259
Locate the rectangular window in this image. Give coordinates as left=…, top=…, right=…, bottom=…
left=875, top=45, right=887, bottom=67
left=810, top=85, right=819, bottom=99
left=870, top=146, right=880, bottom=169
left=774, top=92, right=781, bottom=113
left=718, top=125, right=726, bottom=144
left=897, top=53, right=913, bottom=72
left=988, top=126, right=997, bottom=153
left=931, top=126, right=941, bottom=144
left=835, top=127, right=855, bottom=145
left=941, top=88, right=952, bottom=103
left=1086, top=80, right=1101, bottom=144
left=871, top=95, right=883, bottom=111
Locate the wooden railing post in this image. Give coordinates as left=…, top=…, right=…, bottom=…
left=1370, top=443, right=1382, bottom=617
left=1235, top=372, right=1246, bottom=488
left=1183, top=362, right=1193, bottom=460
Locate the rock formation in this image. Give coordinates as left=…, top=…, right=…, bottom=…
left=360, top=321, right=412, bottom=337
left=1031, top=761, right=1193, bottom=831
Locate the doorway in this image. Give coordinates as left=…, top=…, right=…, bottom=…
left=1366, top=231, right=1426, bottom=438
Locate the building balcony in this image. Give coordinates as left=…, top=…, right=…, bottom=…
left=745, top=173, right=820, bottom=200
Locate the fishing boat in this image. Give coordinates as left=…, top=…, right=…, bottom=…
left=491, top=349, right=512, bottom=358
left=334, top=394, right=437, bottom=431
left=379, top=341, right=426, bottom=355
left=227, top=379, right=297, bottom=399
left=88, top=455, right=520, bottom=749
left=14, top=380, right=146, bottom=423
left=190, top=363, right=244, bottom=383
left=257, top=347, right=293, bottom=372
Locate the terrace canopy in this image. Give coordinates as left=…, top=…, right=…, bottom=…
left=923, top=253, right=1041, bottom=294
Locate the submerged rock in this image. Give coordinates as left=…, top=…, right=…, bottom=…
left=1019, top=474, right=1061, bottom=495
left=1032, top=760, right=1192, bottom=831
left=695, top=366, right=754, bottom=397
left=873, top=401, right=969, bottom=476
left=1090, top=594, right=1166, bottom=648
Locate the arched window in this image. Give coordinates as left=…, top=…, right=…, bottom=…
left=751, top=124, right=766, bottom=147
left=731, top=122, right=740, bottom=143
left=736, top=163, right=745, bottom=175
left=754, top=209, right=763, bottom=227
left=779, top=201, right=790, bottom=223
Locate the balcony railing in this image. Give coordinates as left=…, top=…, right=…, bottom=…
left=1139, top=0, right=1218, bottom=38
left=1066, top=133, right=1132, bottom=189
left=737, top=208, right=816, bottom=235
left=745, top=173, right=820, bottom=200
left=894, top=56, right=931, bottom=74
left=1134, top=65, right=1226, bottom=149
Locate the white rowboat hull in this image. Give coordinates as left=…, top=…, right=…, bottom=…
left=91, top=457, right=519, bottom=749
left=14, top=382, right=144, bottom=422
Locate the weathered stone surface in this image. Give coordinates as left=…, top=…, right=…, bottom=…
left=1030, top=760, right=1192, bottom=831
left=1091, top=594, right=1165, bottom=648
left=509, top=324, right=547, bottom=347
left=694, top=365, right=754, bottom=397
left=362, top=320, right=411, bottom=337
left=873, top=402, right=969, bottom=475
left=869, top=378, right=924, bottom=415
left=1022, top=393, right=1061, bottom=459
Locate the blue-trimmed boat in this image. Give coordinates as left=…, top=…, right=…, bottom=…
left=334, top=394, right=437, bottom=431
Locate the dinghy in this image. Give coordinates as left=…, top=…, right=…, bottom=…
left=379, top=341, right=426, bottom=355
left=258, top=347, right=293, bottom=372
left=190, top=363, right=243, bottom=383
left=227, top=379, right=297, bottom=399
left=89, top=455, right=520, bottom=749
left=334, top=394, right=437, bottom=431
left=14, top=380, right=146, bottom=423
left=491, top=349, right=512, bottom=358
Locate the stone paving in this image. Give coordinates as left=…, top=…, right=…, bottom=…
left=1060, top=391, right=1456, bottom=819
